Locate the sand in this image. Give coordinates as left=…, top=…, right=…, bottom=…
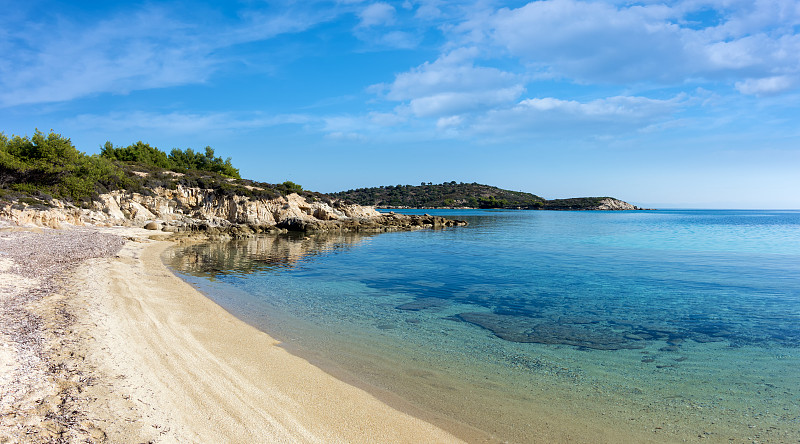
left=0, top=226, right=464, bottom=443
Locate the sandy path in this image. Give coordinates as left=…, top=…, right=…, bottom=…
left=71, top=231, right=464, bottom=443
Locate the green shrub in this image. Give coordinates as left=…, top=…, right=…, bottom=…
left=280, top=181, right=303, bottom=192
left=0, top=129, right=306, bottom=205
left=1, top=130, right=131, bottom=203
left=100, top=141, right=241, bottom=179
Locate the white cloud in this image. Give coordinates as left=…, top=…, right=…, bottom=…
left=436, top=115, right=462, bottom=129
left=326, top=131, right=367, bottom=141
left=466, top=93, right=690, bottom=138
left=358, top=2, right=396, bottom=27
left=379, top=48, right=525, bottom=117
left=517, top=95, right=686, bottom=119
left=472, top=0, right=800, bottom=91
left=413, top=0, right=444, bottom=20
left=705, top=35, right=769, bottom=69
left=351, top=2, right=423, bottom=48
left=369, top=111, right=407, bottom=126
left=0, top=3, right=343, bottom=108
left=486, top=1, right=693, bottom=83
left=372, top=30, right=420, bottom=48
left=406, top=86, right=524, bottom=117
left=0, top=7, right=214, bottom=107
left=322, top=115, right=371, bottom=135
left=735, top=75, right=797, bottom=95
left=66, top=111, right=312, bottom=133
left=708, top=0, right=800, bottom=38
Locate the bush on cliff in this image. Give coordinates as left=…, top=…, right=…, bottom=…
left=0, top=130, right=132, bottom=204
left=279, top=181, right=303, bottom=193
left=1, top=129, right=314, bottom=206
left=101, top=142, right=241, bottom=179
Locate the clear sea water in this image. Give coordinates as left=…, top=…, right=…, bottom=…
left=165, top=209, right=800, bottom=443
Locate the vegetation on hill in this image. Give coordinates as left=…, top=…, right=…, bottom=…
left=0, top=130, right=132, bottom=204
left=331, top=183, right=627, bottom=210
left=1, top=129, right=628, bottom=214
left=0, top=129, right=314, bottom=207
left=330, top=182, right=546, bottom=209
left=544, top=197, right=615, bottom=210
left=100, top=141, right=241, bottom=179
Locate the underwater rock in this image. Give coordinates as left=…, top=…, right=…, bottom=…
left=558, top=316, right=600, bottom=325
left=396, top=297, right=449, bottom=311
left=667, top=337, right=684, bottom=346
left=456, top=312, right=645, bottom=350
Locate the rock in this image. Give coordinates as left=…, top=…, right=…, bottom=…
left=396, top=297, right=449, bottom=311
left=127, top=201, right=157, bottom=221
left=144, top=221, right=159, bottom=230
left=0, top=185, right=467, bottom=235
left=457, top=312, right=644, bottom=350
left=596, top=198, right=640, bottom=210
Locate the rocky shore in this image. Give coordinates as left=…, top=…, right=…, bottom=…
left=0, top=186, right=466, bottom=235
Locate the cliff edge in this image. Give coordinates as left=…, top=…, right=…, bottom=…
left=0, top=185, right=466, bottom=234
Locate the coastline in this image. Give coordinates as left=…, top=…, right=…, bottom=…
left=0, top=226, right=464, bottom=442
left=5, top=222, right=794, bottom=442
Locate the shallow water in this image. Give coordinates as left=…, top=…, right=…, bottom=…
left=165, top=210, right=800, bottom=442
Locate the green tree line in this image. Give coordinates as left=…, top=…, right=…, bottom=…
left=100, top=141, right=240, bottom=179
left=330, top=182, right=546, bottom=209
left=0, top=130, right=132, bottom=203
left=0, top=129, right=243, bottom=205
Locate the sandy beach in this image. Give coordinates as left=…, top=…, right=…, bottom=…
left=0, top=226, right=465, bottom=443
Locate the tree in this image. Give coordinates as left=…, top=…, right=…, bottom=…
left=281, top=181, right=303, bottom=192
left=1, top=130, right=130, bottom=203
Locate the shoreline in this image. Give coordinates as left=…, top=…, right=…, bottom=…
left=0, top=226, right=465, bottom=442
left=162, top=235, right=665, bottom=444
left=5, top=225, right=795, bottom=442
left=167, top=257, right=496, bottom=444
left=161, top=231, right=800, bottom=444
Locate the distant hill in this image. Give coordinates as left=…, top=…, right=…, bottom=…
left=330, top=182, right=641, bottom=210
left=330, top=182, right=545, bottom=209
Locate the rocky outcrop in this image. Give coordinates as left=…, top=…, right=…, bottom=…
left=542, top=197, right=644, bottom=211
left=0, top=185, right=467, bottom=234
left=594, top=198, right=640, bottom=211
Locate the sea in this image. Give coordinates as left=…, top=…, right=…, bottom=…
left=164, top=209, right=800, bottom=442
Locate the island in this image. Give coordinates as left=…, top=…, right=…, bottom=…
left=330, top=182, right=646, bottom=210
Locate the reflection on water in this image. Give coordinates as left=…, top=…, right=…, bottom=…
left=167, top=231, right=378, bottom=277
left=165, top=210, right=800, bottom=443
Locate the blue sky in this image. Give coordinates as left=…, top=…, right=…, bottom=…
left=2, top=0, right=799, bottom=208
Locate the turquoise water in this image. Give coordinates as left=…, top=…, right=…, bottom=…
left=166, top=210, right=800, bottom=442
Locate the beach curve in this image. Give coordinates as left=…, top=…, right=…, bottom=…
left=1, top=226, right=466, bottom=443
left=81, top=231, right=468, bottom=442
